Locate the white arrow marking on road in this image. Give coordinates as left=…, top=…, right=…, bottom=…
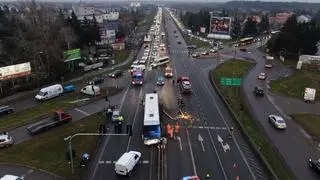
left=218, top=135, right=230, bottom=152
left=198, top=134, right=205, bottom=152
left=176, top=136, right=183, bottom=151
left=74, top=108, right=90, bottom=116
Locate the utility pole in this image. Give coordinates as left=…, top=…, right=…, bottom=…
left=64, top=131, right=131, bottom=174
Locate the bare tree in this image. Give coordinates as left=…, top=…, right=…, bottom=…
left=60, top=26, right=78, bottom=50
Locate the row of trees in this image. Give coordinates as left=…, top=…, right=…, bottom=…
left=267, top=15, right=320, bottom=59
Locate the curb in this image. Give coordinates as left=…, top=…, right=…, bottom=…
left=0, top=162, right=66, bottom=180
left=208, top=60, right=280, bottom=180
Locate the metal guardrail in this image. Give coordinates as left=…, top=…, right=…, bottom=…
left=208, top=63, right=288, bottom=180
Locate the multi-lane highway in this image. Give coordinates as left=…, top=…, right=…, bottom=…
left=238, top=45, right=320, bottom=180
left=163, top=9, right=269, bottom=180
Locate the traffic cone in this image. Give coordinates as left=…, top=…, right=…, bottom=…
left=235, top=176, right=239, bottom=180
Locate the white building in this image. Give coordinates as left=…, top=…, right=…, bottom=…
left=77, top=12, right=119, bottom=23
left=74, top=6, right=94, bottom=16
left=297, top=15, right=312, bottom=23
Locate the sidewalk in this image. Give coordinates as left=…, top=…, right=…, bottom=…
left=0, top=51, right=135, bottom=105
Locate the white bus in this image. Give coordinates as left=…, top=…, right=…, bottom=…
left=151, top=56, right=169, bottom=68
left=143, top=93, right=161, bottom=145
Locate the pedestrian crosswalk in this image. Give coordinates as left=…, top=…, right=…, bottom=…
left=98, top=160, right=150, bottom=164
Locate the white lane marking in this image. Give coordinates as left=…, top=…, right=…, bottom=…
left=176, top=136, right=183, bottom=151
left=198, top=134, right=205, bottom=152
left=207, top=132, right=228, bottom=179
left=186, top=129, right=197, bottom=176
left=106, top=161, right=112, bottom=164
left=142, top=160, right=150, bottom=164
left=266, top=94, right=292, bottom=119
left=74, top=108, right=90, bottom=116
left=21, top=169, right=34, bottom=178
left=197, top=67, right=257, bottom=180
left=90, top=83, right=131, bottom=180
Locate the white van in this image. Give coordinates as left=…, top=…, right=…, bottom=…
left=0, top=175, right=23, bottom=180
left=80, top=85, right=100, bottom=96
left=35, top=84, right=63, bottom=101
left=115, top=151, right=141, bottom=176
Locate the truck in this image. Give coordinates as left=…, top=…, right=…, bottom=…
left=177, top=76, right=192, bottom=94
left=164, top=66, right=173, bottom=78
left=304, top=88, right=316, bottom=103
left=131, top=70, right=144, bottom=85
left=26, top=110, right=72, bottom=134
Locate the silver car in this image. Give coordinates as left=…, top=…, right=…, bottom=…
left=0, top=133, right=14, bottom=148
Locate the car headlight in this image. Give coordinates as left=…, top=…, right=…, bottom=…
left=132, top=82, right=135, bottom=84
left=140, top=81, right=143, bottom=84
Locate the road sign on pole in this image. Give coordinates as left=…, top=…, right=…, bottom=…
left=220, top=77, right=241, bottom=86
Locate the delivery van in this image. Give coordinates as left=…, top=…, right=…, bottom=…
left=35, top=84, right=63, bottom=101
left=304, top=88, right=316, bottom=103
left=115, top=151, right=141, bottom=176
left=80, top=85, right=100, bottom=96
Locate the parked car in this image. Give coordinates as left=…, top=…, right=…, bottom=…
left=201, top=51, right=209, bottom=55
left=192, top=53, right=200, bottom=58
left=254, top=86, right=265, bottom=96
left=0, top=132, right=14, bottom=148
left=81, top=85, right=100, bottom=96
left=35, top=84, right=63, bottom=101
left=87, top=77, right=104, bottom=85
left=0, top=106, right=14, bottom=117
left=268, top=115, right=287, bottom=129
left=258, top=72, right=266, bottom=80
left=177, top=41, right=181, bottom=44
left=309, top=158, right=320, bottom=175
left=108, top=70, right=122, bottom=78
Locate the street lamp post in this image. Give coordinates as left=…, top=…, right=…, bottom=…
left=64, top=132, right=130, bottom=174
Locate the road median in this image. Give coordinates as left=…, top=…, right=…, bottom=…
left=0, top=87, right=122, bottom=132
left=210, top=59, right=295, bottom=180
left=0, top=112, right=106, bottom=180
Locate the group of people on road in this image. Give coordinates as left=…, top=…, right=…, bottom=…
left=166, top=123, right=180, bottom=138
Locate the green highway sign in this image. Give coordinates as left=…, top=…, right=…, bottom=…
left=63, top=48, right=81, bottom=62
left=220, top=77, right=241, bottom=86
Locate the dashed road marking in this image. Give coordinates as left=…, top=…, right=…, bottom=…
left=74, top=108, right=90, bottom=116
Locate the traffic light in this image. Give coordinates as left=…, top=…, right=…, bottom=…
left=126, top=125, right=132, bottom=136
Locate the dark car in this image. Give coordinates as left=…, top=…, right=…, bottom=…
left=174, top=30, right=177, bottom=33
left=108, top=70, right=122, bottom=78
left=177, top=41, right=181, bottom=44
left=187, top=45, right=197, bottom=49
left=240, top=48, right=247, bottom=52
left=0, top=106, right=14, bottom=117
left=309, top=158, right=320, bottom=175
left=87, top=77, right=105, bottom=85
left=254, top=86, right=265, bottom=96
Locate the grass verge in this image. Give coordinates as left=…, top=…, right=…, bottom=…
left=184, top=35, right=210, bottom=48
left=0, top=113, right=104, bottom=180
left=114, top=50, right=130, bottom=64
left=271, top=70, right=320, bottom=101
left=0, top=87, right=122, bottom=132
left=212, top=60, right=294, bottom=180
left=292, top=113, right=320, bottom=139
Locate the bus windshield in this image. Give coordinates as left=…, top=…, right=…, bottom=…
left=143, top=125, right=161, bottom=138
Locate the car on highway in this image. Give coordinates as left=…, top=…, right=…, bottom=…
left=240, top=48, right=247, bottom=52
left=177, top=41, right=181, bottom=44
left=181, top=176, right=200, bottom=180
left=114, top=151, right=141, bottom=176
left=254, top=86, right=265, bottom=96
left=108, top=70, right=122, bottom=78
left=0, top=106, right=14, bottom=117
left=308, top=158, right=320, bottom=175
left=258, top=72, right=266, bottom=80
left=268, top=115, right=287, bottom=129
left=209, top=49, right=217, bottom=53
left=156, top=76, right=165, bottom=86
left=112, top=109, right=122, bottom=123
left=0, top=132, right=14, bottom=148
left=0, top=175, right=23, bottom=180
left=87, top=77, right=104, bottom=85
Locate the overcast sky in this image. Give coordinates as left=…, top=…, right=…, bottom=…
left=3, top=0, right=320, bottom=3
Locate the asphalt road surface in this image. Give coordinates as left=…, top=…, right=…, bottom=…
left=238, top=45, right=320, bottom=180
left=164, top=10, right=268, bottom=180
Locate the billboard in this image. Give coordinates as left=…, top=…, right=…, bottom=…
left=209, top=16, right=231, bottom=35
left=0, top=62, right=31, bottom=81
left=63, top=48, right=81, bottom=62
